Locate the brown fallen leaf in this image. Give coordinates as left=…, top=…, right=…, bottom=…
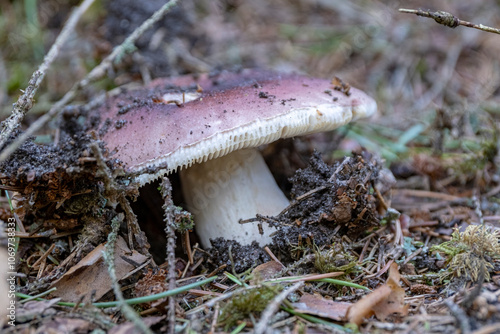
left=50, top=236, right=148, bottom=303
left=250, top=261, right=283, bottom=284
left=109, top=315, right=165, bottom=334
left=346, top=263, right=409, bottom=326
left=32, top=317, right=93, bottom=333
left=293, top=293, right=351, bottom=321
left=17, top=299, right=60, bottom=323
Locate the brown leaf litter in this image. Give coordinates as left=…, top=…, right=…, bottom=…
left=346, top=263, right=409, bottom=326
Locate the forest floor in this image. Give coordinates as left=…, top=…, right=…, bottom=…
left=1, top=0, right=500, bottom=333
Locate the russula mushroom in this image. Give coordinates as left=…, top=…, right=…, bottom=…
left=92, top=69, right=377, bottom=247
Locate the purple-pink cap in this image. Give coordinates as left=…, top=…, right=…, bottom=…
left=91, top=69, right=377, bottom=185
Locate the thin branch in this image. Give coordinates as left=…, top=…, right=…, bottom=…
left=90, top=142, right=149, bottom=254
left=399, top=8, right=500, bottom=35
left=254, top=282, right=304, bottom=334
left=0, top=0, right=180, bottom=163
left=104, top=213, right=153, bottom=334
left=444, top=298, right=471, bottom=334
left=0, top=0, right=96, bottom=149
left=161, top=177, right=178, bottom=334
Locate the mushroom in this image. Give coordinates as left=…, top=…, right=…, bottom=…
left=92, top=70, right=377, bottom=247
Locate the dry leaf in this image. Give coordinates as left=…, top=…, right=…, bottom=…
left=17, top=299, right=60, bottom=323
left=109, top=316, right=165, bottom=334
left=346, top=263, right=409, bottom=326
left=33, top=317, right=92, bottom=333
left=293, top=293, right=351, bottom=321
left=135, top=268, right=169, bottom=307
left=50, top=236, right=148, bottom=303
left=250, top=260, right=283, bottom=284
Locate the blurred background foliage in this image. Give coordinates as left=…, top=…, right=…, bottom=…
left=0, top=0, right=499, bottom=167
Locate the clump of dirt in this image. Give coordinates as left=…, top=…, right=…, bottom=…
left=208, top=238, right=271, bottom=274
left=0, top=109, right=103, bottom=220
left=205, top=151, right=383, bottom=272
left=0, top=109, right=119, bottom=289
left=269, top=151, right=382, bottom=262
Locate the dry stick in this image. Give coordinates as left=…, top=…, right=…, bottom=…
left=32, top=244, right=56, bottom=269
left=444, top=298, right=471, bottom=334
left=104, top=213, right=153, bottom=334
left=0, top=0, right=180, bottom=163
left=161, top=177, right=178, bottom=334
left=181, top=246, right=198, bottom=279
left=254, top=281, right=304, bottom=334
left=264, top=246, right=285, bottom=268
left=358, top=235, right=372, bottom=263
left=36, top=257, right=47, bottom=280
left=0, top=0, right=96, bottom=148
left=119, top=196, right=150, bottom=254
left=399, top=8, right=500, bottom=35
left=184, top=232, right=193, bottom=265
left=393, top=189, right=462, bottom=201
left=90, top=142, right=149, bottom=254
left=209, top=303, right=220, bottom=334
left=89, top=142, right=118, bottom=205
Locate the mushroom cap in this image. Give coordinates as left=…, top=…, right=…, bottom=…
left=92, top=69, right=377, bottom=185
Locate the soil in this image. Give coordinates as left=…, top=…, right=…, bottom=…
left=1, top=0, right=500, bottom=333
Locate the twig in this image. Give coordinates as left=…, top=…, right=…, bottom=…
left=263, top=246, right=285, bottom=268
left=0, top=0, right=96, bottom=149
left=104, top=213, right=152, bottom=334
left=119, top=196, right=150, bottom=254
left=444, top=298, right=471, bottom=334
left=91, top=142, right=149, bottom=254
left=0, top=0, right=180, bottom=163
left=358, top=235, right=372, bottom=263
left=161, top=177, right=178, bottom=334
left=373, top=185, right=388, bottom=211
left=399, top=8, right=500, bottom=35
left=89, top=142, right=118, bottom=206
left=209, top=303, right=220, bottom=334
left=32, top=244, right=56, bottom=269
left=254, top=281, right=304, bottom=334
left=393, top=189, right=462, bottom=201
left=184, top=231, right=193, bottom=265
left=461, top=262, right=485, bottom=310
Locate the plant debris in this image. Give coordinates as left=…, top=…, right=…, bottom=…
left=50, top=236, right=148, bottom=303
left=269, top=151, right=382, bottom=260
left=346, top=263, right=409, bottom=326
left=2, top=0, right=500, bottom=333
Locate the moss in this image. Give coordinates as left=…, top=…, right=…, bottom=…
left=218, top=285, right=282, bottom=331
left=314, top=243, right=358, bottom=274
left=452, top=128, right=498, bottom=177
left=431, top=225, right=500, bottom=281
left=172, top=206, right=194, bottom=232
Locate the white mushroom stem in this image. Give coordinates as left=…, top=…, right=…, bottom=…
left=180, top=148, right=289, bottom=248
